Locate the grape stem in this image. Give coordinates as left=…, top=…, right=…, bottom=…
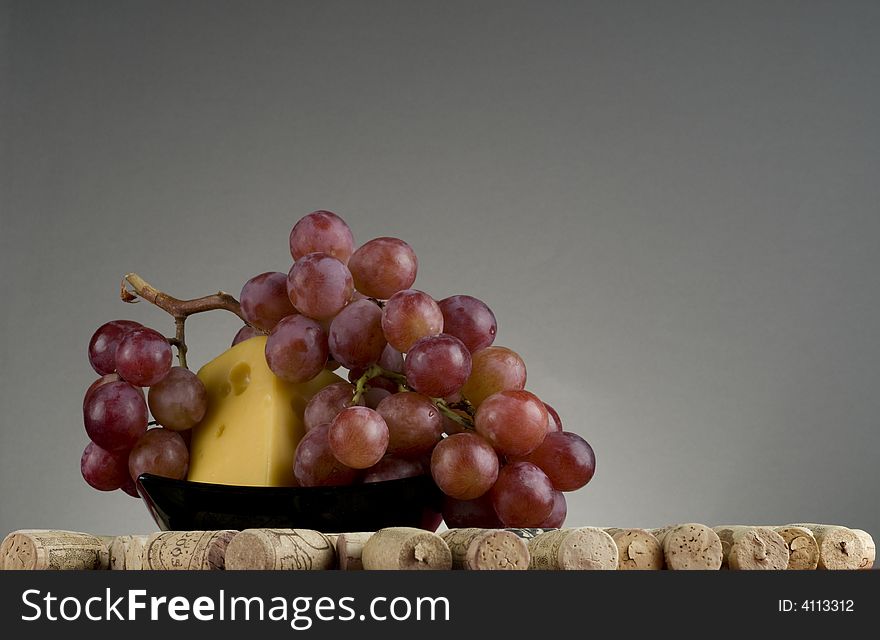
left=351, top=365, right=475, bottom=430
left=120, top=272, right=250, bottom=369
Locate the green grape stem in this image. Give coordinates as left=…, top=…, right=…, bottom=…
left=433, top=397, right=475, bottom=430
left=120, top=272, right=251, bottom=370
left=351, top=365, right=475, bottom=430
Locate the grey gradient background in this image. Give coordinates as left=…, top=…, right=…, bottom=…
left=2, top=0, right=879, bottom=538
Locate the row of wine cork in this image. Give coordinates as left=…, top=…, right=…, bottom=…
left=1, top=524, right=874, bottom=570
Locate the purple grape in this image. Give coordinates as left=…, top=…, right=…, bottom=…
left=442, top=493, right=503, bottom=529
left=381, top=289, right=444, bottom=352
left=294, top=423, right=360, bottom=487
left=115, top=327, right=173, bottom=387
left=376, top=392, right=443, bottom=457
left=304, top=381, right=359, bottom=431
left=119, top=475, right=139, bottom=498
left=438, top=295, right=497, bottom=352
left=404, top=334, right=472, bottom=398
left=363, top=456, right=426, bottom=483
left=128, top=428, right=189, bottom=481
left=328, top=406, right=389, bottom=469
left=239, top=272, right=297, bottom=331
left=147, top=366, right=207, bottom=431
left=362, top=386, right=392, bottom=410
left=511, top=431, right=596, bottom=491
left=289, top=210, right=355, bottom=264
left=87, top=320, right=142, bottom=375
left=538, top=491, right=567, bottom=528
left=264, top=314, right=329, bottom=383
left=490, top=462, right=555, bottom=527
left=83, top=381, right=148, bottom=452
left=81, top=441, right=130, bottom=491
left=348, top=237, right=418, bottom=299
left=430, top=432, right=499, bottom=500
left=328, top=299, right=386, bottom=369
left=378, top=344, right=404, bottom=373
left=83, top=373, right=121, bottom=411
left=287, top=253, right=354, bottom=320
left=544, top=402, right=563, bottom=432
left=232, top=325, right=262, bottom=346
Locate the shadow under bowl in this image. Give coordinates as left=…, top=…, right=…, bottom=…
left=136, top=473, right=444, bottom=533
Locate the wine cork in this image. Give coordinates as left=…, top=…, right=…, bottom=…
left=108, top=534, right=151, bottom=570
left=97, top=535, right=117, bottom=550
left=333, top=532, right=373, bottom=571
left=225, top=529, right=336, bottom=570
left=713, top=526, right=789, bottom=570
left=527, top=527, right=618, bottom=570
left=1, top=530, right=110, bottom=570
left=604, top=528, right=664, bottom=570
left=361, top=527, right=452, bottom=570
left=788, top=524, right=865, bottom=570
left=650, top=524, right=723, bottom=570
left=772, top=526, right=819, bottom=570
left=144, top=530, right=236, bottom=570
left=439, top=528, right=530, bottom=570
left=852, top=529, right=875, bottom=570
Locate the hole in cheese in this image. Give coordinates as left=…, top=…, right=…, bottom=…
left=216, top=424, right=226, bottom=438
left=228, top=362, right=251, bottom=396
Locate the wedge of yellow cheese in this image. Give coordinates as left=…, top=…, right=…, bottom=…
left=188, top=335, right=342, bottom=486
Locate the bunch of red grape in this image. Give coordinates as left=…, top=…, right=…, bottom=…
left=235, top=210, right=596, bottom=528
left=81, top=321, right=206, bottom=496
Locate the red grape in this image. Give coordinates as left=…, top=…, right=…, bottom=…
left=328, top=406, right=389, bottom=469
left=348, top=237, right=418, bottom=299
left=232, top=325, right=262, bottom=346
left=87, top=320, right=142, bottom=375
left=147, top=366, right=207, bottom=431
left=83, top=381, right=148, bottom=452
left=363, top=456, right=426, bottom=483
left=490, top=462, right=555, bottom=527
left=475, top=390, right=548, bottom=456
left=328, top=299, right=386, bottom=369
left=115, top=327, right=173, bottom=387
left=460, top=345, right=527, bottom=407
left=294, top=423, right=360, bottom=487
left=304, top=381, right=358, bottom=431
left=287, top=253, right=354, bottom=320
left=81, top=442, right=130, bottom=491
left=438, top=295, right=497, bottom=352
left=119, top=475, right=139, bottom=498
left=289, top=210, right=355, bottom=264
left=544, top=402, right=563, bottom=432
left=381, top=289, right=443, bottom=352
left=239, top=272, right=297, bottom=331
left=430, top=432, right=499, bottom=500
left=265, top=314, right=328, bottom=382
left=442, top=493, right=503, bottom=528
left=510, top=431, right=596, bottom=491
left=404, top=334, right=472, bottom=398
left=376, top=392, right=443, bottom=457
left=378, top=344, right=404, bottom=373
left=538, top=491, right=567, bottom=528
left=83, top=373, right=121, bottom=411
left=128, top=428, right=189, bottom=481
left=362, top=386, right=392, bottom=409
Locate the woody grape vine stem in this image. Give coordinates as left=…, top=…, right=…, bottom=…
left=120, top=272, right=249, bottom=369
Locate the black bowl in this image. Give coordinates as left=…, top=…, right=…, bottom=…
left=136, top=474, right=444, bottom=533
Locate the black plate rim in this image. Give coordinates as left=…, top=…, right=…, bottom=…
left=135, top=472, right=437, bottom=497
